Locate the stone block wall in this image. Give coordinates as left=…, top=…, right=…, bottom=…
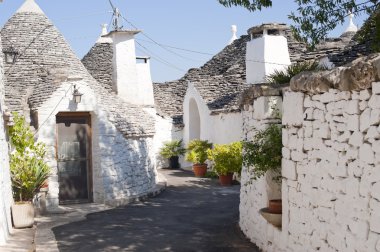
left=0, top=36, right=13, bottom=245
left=240, top=94, right=285, bottom=252
left=240, top=82, right=380, bottom=251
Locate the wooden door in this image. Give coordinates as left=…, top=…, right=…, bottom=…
left=56, top=113, right=92, bottom=203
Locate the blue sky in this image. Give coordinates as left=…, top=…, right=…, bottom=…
left=0, top=0, right=368, bottom=82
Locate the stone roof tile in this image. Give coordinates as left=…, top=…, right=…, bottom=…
left=1, top=11, right=154, bottom=137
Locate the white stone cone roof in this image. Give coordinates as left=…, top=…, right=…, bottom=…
left=16, top=0, right=44, bottom=14
left=1, top=1, right=155, bottom=137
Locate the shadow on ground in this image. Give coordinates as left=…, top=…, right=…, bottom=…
left=52, top=169, right=259, bottom=252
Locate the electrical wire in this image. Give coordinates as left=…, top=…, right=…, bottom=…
left=120, top=15, right=203, bottom=62
left=135, top=38, right=214, bottom=56
left=135, top=41, right=186, bottom=73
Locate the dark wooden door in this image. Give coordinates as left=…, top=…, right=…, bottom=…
left=56, top=113, right=92, bottom=203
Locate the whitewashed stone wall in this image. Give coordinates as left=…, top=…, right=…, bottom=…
left=240, top=95, right=284, bottom=252
left=240, top=83, right=380, bottom=252
left=0, top=36, right=13, bottom=245
left=37, top=82, right=157, bottom=209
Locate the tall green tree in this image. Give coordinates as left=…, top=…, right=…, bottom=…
left=218, top=0, right=380, bottom=48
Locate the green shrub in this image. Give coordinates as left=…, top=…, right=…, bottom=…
left=9, top=113, right=50, bottom=202
left=243, top=124, right=282, bottom=182
left=159, top=140, right=186, bottom=158
left=207, top=141, right=243, bottom=176
left=185, top=139, right=212, bottom=165
left=205, top=171, right=219, bottom=179
left=266, top=61, right=328, bottom=85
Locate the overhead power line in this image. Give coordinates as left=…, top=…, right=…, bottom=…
left=135, top=38, right=214, bottom=56
left=135, top=41, right=186, bottom=73
left=119, top=15, right=203, bottom=62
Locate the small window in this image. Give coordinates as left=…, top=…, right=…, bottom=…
left=136, top=57, right=149, bottom=64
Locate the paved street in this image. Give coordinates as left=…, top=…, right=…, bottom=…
left=52, top=169, right=259, bottom=252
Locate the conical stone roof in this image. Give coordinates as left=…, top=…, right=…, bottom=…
left=1, top=0, right=154, bottom=137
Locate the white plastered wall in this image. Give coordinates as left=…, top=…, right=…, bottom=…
left=246, top=35, right=291, bottom=84
left=36, top=81, right=157, bottom=209
left=143, top=107, right=184, bottom=169
left=0, top=38, right=13, bottom=245
left=183, top=82, right=243, bottom=146
left=111, top=33, right=154, bottom=106
left=136, top=59, right=155, bottom=106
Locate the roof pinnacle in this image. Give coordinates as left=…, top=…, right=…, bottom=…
left=344, top=12, right=358, bottom=33
left=228, top=25, right=238, bottom=45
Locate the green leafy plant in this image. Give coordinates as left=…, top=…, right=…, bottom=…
left=266, top=61, right=328, bottom=85
left=207, top=141, right=243, bottom=176
left=9, top=113, right=50, bottom=202
left=243, top=124, right=282, bottom=182
left=159, top=140, right=186, bottom=158
left=205, top=171, right=219, bottom=179
left=185, top=139, right=212, bottom=165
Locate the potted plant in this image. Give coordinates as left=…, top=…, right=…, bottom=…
left=207, top=141, right=243, bottom=186
left=185, top=139, right=212, bottom=177
left=9, top=113, right=50, bottom=228
left=159, top=140, right=186, bottom=169
left=243, top=124, right=283, bottom=224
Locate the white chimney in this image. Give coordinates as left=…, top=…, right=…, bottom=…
left=246, top=23, right=291, bottom=84
left=103, top=30, right=155, bottom=106
left=228, top=25, right=238, bottom=45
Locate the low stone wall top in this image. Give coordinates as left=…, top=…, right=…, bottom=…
left=291, top=54, right=380, bottom=94
left=240, top=84, right=285, bottom=107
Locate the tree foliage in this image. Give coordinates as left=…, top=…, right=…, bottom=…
left=218, top=0, right=380, bottom=48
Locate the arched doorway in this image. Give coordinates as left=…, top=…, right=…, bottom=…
left=189, top=98, right=200, bottom=140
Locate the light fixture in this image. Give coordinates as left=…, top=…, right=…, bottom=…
left=3, top=45, right=19, bottom=64
left=72, top=84, right=83, bottom=104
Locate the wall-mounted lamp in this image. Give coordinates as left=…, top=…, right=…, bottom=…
left=3, top=45, right=19, bottom=64
left=72, top=84, right=83, bottom=103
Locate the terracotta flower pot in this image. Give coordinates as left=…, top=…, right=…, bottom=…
left=11, top=202, right=35, bottom=229
left=268, top=199, right=282, bottom=214
left=193, top=164, right=207, bottom=177
left=219, top=173, right=233, bottom=186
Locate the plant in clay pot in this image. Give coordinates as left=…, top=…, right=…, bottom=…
left=9, top=113, right=50, bottom=228
left=244, top=123, right=283, bottom=226
left=207, top=141, right=242, bottom=186
left=159, top=140, right=186, bottom=169
left=185, top=139, right=212, bottom=177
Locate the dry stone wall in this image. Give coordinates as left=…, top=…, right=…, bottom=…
left=240, top=57, right=380, bottom=251
left=280, top=85, right=380, bottom=252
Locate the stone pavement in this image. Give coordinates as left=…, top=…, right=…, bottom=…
left=2, top=169, right=258, bottom=251
left=51, top=169, right=258, bottom=252
left=0, top=227, right=35, bottom=252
